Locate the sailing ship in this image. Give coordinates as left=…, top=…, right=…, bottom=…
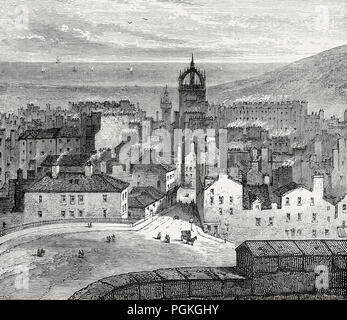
left=128, top=66, right=133, bottom=73
left=73, top=66, right=77, bottom=72
left=90, top=66, right=94, bottom=72
left=56, top=56, right=61, bottom=64
left=41, top=67, right=46, bottom=73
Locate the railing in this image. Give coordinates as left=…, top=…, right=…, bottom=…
left=0, top=217, right=140, bottom=238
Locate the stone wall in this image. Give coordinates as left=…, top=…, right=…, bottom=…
left=70, top=266, right=347, bottom=300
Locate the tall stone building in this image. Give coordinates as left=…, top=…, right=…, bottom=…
left=160, top=85, right=172, bottom=124
left=178, top=54, right=208, bottom=129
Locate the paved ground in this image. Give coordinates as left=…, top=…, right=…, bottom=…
left=0, top=205, right=235, bottom=300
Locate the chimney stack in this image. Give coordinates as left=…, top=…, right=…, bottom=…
left=85, top=162, right=93, bottom=177
left=52, top=165, right=60, bottom=179
left=313, top=174, right=324, bottom=200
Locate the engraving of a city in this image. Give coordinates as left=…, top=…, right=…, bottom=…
left=0, top=0, right=346, bottom=305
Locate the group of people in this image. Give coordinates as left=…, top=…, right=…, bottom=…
left=106, top=234, right=116, bottom=243
left=37, top=248, right=45, bottom=257
left=154, top=232, right=170, bottom=243
left=87, top=222, right=93, bottom=228
left=78, top=250, right=85, bottom=258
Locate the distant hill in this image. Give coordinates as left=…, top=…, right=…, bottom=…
left=208, top=45, right=347, bottom=117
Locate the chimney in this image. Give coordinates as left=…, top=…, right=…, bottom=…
left=100, top=161, right=107, bottom=174
left=52, top=165, right=60, bottom=179
left=125, top=158, right=131, bottom=173
left=85, top=162, right=93, bottom=177
left=264, top=175, right=270, bottom=185
left=313, top=174, right=324, bottom=199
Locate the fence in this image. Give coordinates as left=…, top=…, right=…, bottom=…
left=0, top=217, right=140, bottom=238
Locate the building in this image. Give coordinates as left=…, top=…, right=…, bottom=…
left=19, top=127, right=82, bottom=178
left=236, top=240, right=347, bottom=279
left=178, top=54, right=208, bottom=129
left=128, top=186, right=166, bottom=219
left=160, top=85, right=172, bottom=124
left=23, top=163, right=129, bottom=223
left=219, top=99, right=308, bottom=133
left=198, top=173, right=345, bottom=242
left=202, top=174, right=243, bottom=235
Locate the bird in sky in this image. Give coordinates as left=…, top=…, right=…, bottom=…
left=128, top=21, right=133, bottom=24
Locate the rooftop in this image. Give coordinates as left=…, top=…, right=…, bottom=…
left=26, top=172, right=129, bottom=193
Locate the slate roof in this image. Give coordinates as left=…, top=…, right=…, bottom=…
left=133, top=163, right=175, bottom=175
left=19, top=126, right=80, bottom=140
left=41, top=154, right=91, bottom=167
left=128, top=186, right=165, bottom=209
left=25, top=172, right=129, bottom=193
left=243, top=184, right=272, bottom=210
left=237, top=240, right=347, bottom=257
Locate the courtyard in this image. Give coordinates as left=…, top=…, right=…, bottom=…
left=0, top=206, right=235, bottom=300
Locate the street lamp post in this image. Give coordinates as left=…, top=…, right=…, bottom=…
left=189, top=218, right=194, bottom=231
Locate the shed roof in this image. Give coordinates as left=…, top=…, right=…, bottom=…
left=294, top=240, right=332, bottom=256
left=323, top=240, right=347, bottom=255
left=239, top=241, right=278, bottom=257
left=267, top=241, right=302, bottom=256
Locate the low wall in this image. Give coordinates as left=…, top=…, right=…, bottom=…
left=70, top=266, right=347, bottom=300
left=0, top=217, right=139, bottom=237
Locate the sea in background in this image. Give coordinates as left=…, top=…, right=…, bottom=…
left=0, top=62, right=284, bottom=117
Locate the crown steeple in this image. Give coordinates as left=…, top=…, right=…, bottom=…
left=190, top=53, right=195, bottom=68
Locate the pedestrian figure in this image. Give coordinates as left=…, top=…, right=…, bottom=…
left=112, top=234, right=115, bottom=242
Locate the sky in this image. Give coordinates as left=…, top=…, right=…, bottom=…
left=0, top=0, right=346, bottom=62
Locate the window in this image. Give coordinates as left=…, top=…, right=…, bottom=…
left=210, top=189, right=214, bottom=195
left=312, top=213, right=317, bottom=223
left=310, top=197, right=314, bottom=205
left=297, top=229, right=302, bottom=236
left=297, top=213, right=302, bottom=221
left=78, top=195, right=84, bottom=205
left=210, top=197, right=214, bottom=205
left=219, top=196, right=224, bottom=205
left=285, top=229, right=289, bottom=237
left=286, top=213, right=291, bottom=222
left=327, top=206, right=331, bottom=211
left=103, top=209, right=107, bottom=217
left=269, top=217, right=274, bottom=226
left=39, top=195, right=42, bottom=203
left=218, top=208, right=223, bottom=215
left=61, top=211, right=66, bottom=217
left=325, top=229, right=330, bottom=236
left=291, top=228, right=295, bottom=237
left=229, top=196, right=233, bottom=204
left=285, top=197, right=290, bottom=205
left=297, top=197, right=302, bottom=206
left=157, top=181, right=161, bottom=189
left=229, top=208, right=233, bottom=215
left=343, top=204, right=347, bottom=211
left=70, top=195, right=75, bottom=205
left=327, top=216, right=331, bottom=222
left=256, top=218, right=261, bottom=226
left=61, top=195, right=66, bottom=204
left=78, top=209, right=84, bottom=217
left=103, top=195, right=108, bottom=202
left=69, top=210, right=75, bottom=217
left=312, top=229, right=317, bottom=238
left=38, top=211, right=42, bottom=218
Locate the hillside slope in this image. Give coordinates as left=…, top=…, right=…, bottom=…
left=208, top=45, right=347, bottom=117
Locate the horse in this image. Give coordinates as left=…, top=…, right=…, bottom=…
left=185, top=236, right=197, bottom=246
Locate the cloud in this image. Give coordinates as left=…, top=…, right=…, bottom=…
left=0, top=0, right=345, bottom=61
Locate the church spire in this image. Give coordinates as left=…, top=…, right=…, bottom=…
left=190, top=53, right=195, bottom=68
